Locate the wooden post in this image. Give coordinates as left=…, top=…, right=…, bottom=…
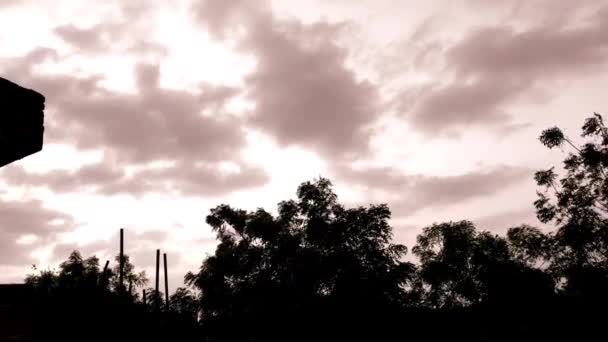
left=119, top=228, right=124, bottom=292
left=155, top=249, right=160, bottom=312
left=163, top=253, right=169, bottom=312
left=103, top=260, right=109, bottom=272
left=128, top=280, right=133, bottom=295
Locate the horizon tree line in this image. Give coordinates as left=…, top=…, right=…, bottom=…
left=22, top=113, right=608, bottom=341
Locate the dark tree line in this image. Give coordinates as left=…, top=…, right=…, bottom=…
left=24, top=114, right=608, bottom=341
left=23, top=251, right=200, bottom=341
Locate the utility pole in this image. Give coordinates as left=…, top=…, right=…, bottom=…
left=119, top=228, right=124, bottom=292
left=163, top=253, right=169, bottom=312
left=155, top=249, right=160, bottom=312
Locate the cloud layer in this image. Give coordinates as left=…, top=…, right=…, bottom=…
left=1, top=0, right=607, bottom=286
left=0, top=198, right=74, bottom=265
left=407, top=1, right=608, bottom=136
left=335, top=163, right=531, bottom=216
left=1, top=48, right=268, bottom=197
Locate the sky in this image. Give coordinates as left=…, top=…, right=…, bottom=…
left=1, top=0, right=608, bottom=293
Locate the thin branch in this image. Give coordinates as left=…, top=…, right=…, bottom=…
left=593, top=112, right=608, bottom=141
left=549, top=181, right=560, bottom=195
left=564, top=137, right=581, bottom=153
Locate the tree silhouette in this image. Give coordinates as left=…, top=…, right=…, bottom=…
left=412, top=221, right=481, bottom=307
left=186, top=178, right=415, bottom=341
left=534, top=113, right=608, bottom=298
left=24, top=251, right=156, bottom=341
left=506, top=224, right=553, bottom=267
left=169, top=287, right=198, bottom=322
left=111, top=253, right=148, bottom=293
left=412, top=221, right=554, bottom=311
left=57, top=252, right=102, bottom=290
left=142, top=287, right=165, bottom=311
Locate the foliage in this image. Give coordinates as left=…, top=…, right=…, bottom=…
left=185, top=178, right=414, bottom=340
left=412, top=221, right=554, bottom=310
left=169, top=287, right=199, bottom=322
left=534, top=113, right=608, bottom=295
left=535, top=114, right=608, bottom=225
left=111, top=253, right=148, bottom=292
left=24, top=251, right=167, bottom=341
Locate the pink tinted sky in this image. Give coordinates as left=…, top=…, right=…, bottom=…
left=1, top=0, right=607, bottom=291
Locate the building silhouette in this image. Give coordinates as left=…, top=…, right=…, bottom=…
left=0, top=77, right=45, bottom=168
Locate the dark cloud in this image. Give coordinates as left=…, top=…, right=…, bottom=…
left=53, top=2, right=168, bottom=57
left=0, top=50, right=268, bottom=197
left=3, top=58, right=240, bottom=163
left=1, top=163, right=123, bottom=194
left=54, top=23, right=167, bottom=57
left=2, top=161, right=267, bottom=197
left=393, top=167, right=531, bottom=216
left=193, top=0, right=382, bottom=160
left=192, top=0, right=269, bottom=38
left=3, top=47, right=59, bottom=72
left=473, top=207, right=547, bottom=234
left=336, top=164, right=531, bottom=216
left=40, top=63, right=243, bottom=163
left=245, top=20, right=380, bottom=159
left=0, top=198, right=74, bottom=266
left=411, top=78, right=521, bottom=135
left=448, top=11, right=608, bottom=78
left=0, top=0, right=18, bottom=8
left=54, top=25, right=106, bottom=51
left=463, top=0, right=602, bottom=26
left=407, top=3, right=608, bottom=135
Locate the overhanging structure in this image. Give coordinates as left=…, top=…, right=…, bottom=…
left=0, top=77, right=45, bottom=167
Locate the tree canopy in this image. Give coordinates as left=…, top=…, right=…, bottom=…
left=184, top=178, right=414, bottom=340
left=533, top=114, right=608, bottom=297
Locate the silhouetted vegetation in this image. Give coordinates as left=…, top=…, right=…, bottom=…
left=23, top=251, right=200, bottom=341
left=20, top=114, right=608, bottom=341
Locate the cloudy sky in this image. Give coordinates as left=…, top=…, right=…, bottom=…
left=1, top=0, right=607, bottom=291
